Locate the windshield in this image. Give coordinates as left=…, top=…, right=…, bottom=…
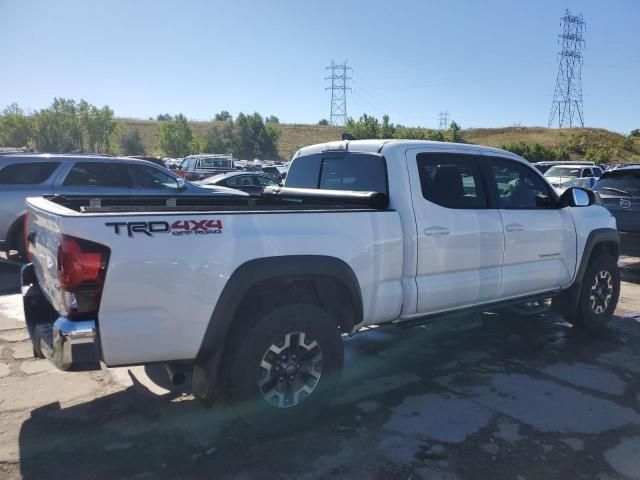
left=595, top=169, right=640, bottom=195
left=544, top=166, right=581, bottom=178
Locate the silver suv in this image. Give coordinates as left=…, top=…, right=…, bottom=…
left=0, top=154, right=245, bottom=257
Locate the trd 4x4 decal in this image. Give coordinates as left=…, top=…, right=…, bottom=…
left=106, top=219, right=223, bottom=237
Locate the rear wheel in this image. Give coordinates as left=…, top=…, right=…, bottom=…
left=224, top=304, right=343, bottom=429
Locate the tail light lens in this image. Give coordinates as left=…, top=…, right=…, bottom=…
left=57, top=235, right=110, bottom=318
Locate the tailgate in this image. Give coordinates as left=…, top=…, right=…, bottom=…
left=26, top=197, right=66, bottom=313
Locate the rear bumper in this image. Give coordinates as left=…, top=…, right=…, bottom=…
left=21, top=263, right=101, bottom=371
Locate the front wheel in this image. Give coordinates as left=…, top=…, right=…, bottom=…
left=572, top=255, right=620, bottom=330
left=224, top=304, right=344, bottom=429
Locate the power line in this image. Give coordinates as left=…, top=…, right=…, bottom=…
left=325, top=60, right=352, bottom=127
left=438, top=111, right=450, bottom=130
left=548, top=9, right=586, bottom=128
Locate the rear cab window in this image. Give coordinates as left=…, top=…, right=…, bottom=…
left=0, top=162, right=59, bottom=184
left=285, top=152, right=388, bottom=194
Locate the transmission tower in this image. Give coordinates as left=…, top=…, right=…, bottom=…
left=325, top=60, right=352, bottom=127
left=438, top=111, right=450, bottom=130
left=548, top=9, right=586, bottom=128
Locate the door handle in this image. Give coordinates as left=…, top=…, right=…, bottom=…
left=424, top=226, right=451, bottom=237
left=505, top=223, right=525, bottom=232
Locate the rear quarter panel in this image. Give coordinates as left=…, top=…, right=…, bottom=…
left=57, top=210, right=404, bottom=366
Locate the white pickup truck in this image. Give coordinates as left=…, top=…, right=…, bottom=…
left=22, top=140, right=620, bottom=419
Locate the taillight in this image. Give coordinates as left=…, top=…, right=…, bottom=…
left=57, top=235, right=110, bottom=318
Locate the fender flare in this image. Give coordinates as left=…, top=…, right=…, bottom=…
left=574, top=228, right=620, bottom=285
left=555, top=228, right=620, bottom=316
left=195, top=255, right=362, bottom=363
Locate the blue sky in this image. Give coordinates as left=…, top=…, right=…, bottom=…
left=1, top=0, right=638, bottom=133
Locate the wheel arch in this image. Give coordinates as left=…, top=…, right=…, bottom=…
left=196, top=255, right=362, bottom=363
left=553, top=228, right=620, bottom=320
left=193, top=255, right=362, bottom=404
left=575, top=228, right=620, bottom=284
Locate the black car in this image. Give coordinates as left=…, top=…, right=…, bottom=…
left=594, top=165, right=640, bottom=255
left=195, top=171, right=280, bottom=196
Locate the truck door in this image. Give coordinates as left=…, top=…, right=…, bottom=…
left=481, top=156, right=577, bottom=298
left=406, top=149, right=504, bottom=314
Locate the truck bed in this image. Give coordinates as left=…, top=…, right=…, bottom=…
left=43, top=188, right=390, bottom=214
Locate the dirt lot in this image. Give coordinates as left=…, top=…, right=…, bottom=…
left=1, top=259, right=640, bottom=480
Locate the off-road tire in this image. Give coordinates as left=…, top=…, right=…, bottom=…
left=223, top=303, right=344, bottom=431
left=560, top=255, right=620, bottom=330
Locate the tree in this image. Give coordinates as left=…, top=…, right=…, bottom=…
left=380, top=115, right=395, bottom=138
left=214, top=110, right=232, bottom=122
left=344, top=114, right=380, bottom=139
left=201, top=118, right=235, bottom=154
left=120, top=126, right=145, bottom=155
left=234, top=112, right=279, bottom=159
left=156, top=113, right=173, bottom=121
left=448, top=121, right=462, bottom=142
left=0, top=103, right=32, bottom=147
left=266, top=115, right=279, bottom=124
left=318, top=119, right=329, bottom=126
left=630, top=129, right=640, bottom=138
left=84, top=104, right=117, bottom=153
left=157, top=114, right=193, bottom=157
left=33, top=98, right=83, bottom=152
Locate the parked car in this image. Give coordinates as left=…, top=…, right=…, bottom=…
left=594, top=165, right=640, bottom=255
left=127, top=155, right=167, bottom=168
left=533, top=160, right=595, bottom=174
left=195, top=171, right=280, bottom=195
left=544, top=164, right=603, bottom=194
left=261, top=166, right=285, bottom=182
left=22, top=140, right=619, bottom=423
left=0, top=154, right=246, bottom=257
left=173, top=154, right=235, bottom=181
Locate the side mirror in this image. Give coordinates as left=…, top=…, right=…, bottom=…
left=560, top=187, right=594, bottom=207
left=176, top=177, right=187, bottom=191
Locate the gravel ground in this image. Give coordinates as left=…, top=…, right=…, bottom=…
left=1, top=258, right=640, bottom=480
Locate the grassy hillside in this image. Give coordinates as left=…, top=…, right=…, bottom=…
left=121, top=119, right=640, bottom=164
left=464, top=127, right=640, bottom=164
left=121, top=118, right=343, bottom=160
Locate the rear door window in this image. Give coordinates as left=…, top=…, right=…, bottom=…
left=256, top=176, right=279, bottom=186
left=63, top=162, right=130, bottom=187
left=0, top=162, right=59, bottom=184
left=227, top=175, right=255, bottom=187
left=416, top=153, right=486, bottom=208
